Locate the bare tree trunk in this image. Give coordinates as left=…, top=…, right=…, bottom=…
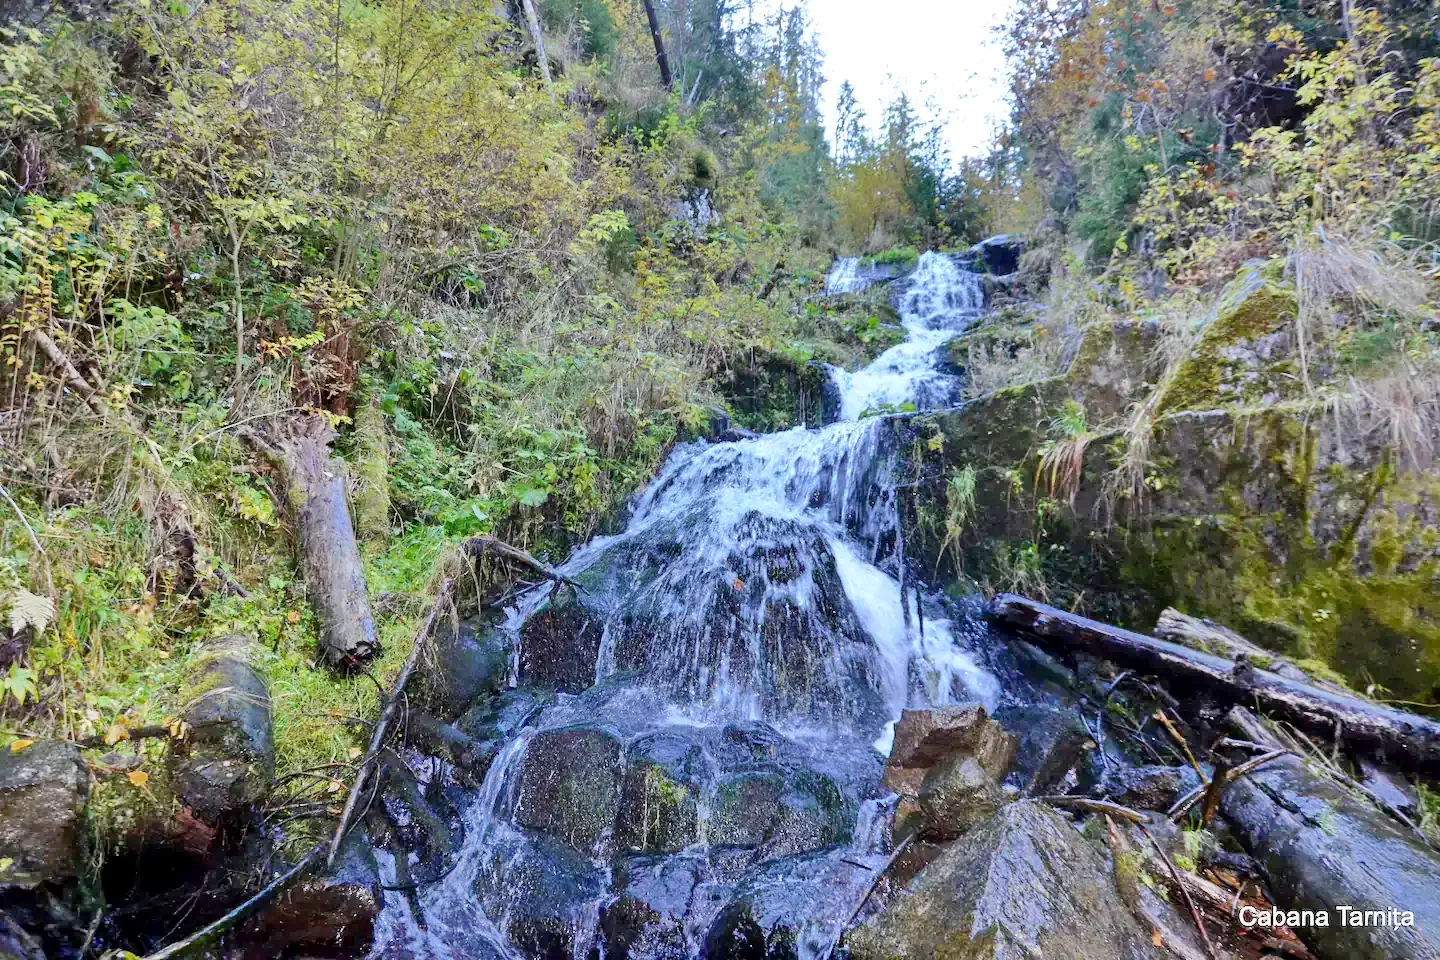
left=243, top=416, right=379, bottom=667
left=519, top=0, right=552, bottom=86
left=640, top=0, right=673, bottom=90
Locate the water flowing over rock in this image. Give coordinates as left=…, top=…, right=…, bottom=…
left=362, top=254, right=1025, bottom=960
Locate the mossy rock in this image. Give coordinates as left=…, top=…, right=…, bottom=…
left=845, top=801, right=1164, bottom=960
left=1062, top=319, right=1166, bottom=421
left=717, top=349, right=826, bottom=432
left=512, top=725, right=624, bottom=856
left=613, top=732, right=709, bottom=855
left=1154, top=264, right=1300, bottom=415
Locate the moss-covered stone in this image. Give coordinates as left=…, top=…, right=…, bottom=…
left=512, top=726, right=624, bottom=855
left=1154, top=264, right=1300, bottom=415
left=1063, top=319, right=1167, bottom=420
left=717, top=350, right=827, bottom=432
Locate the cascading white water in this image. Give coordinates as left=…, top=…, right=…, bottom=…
left=367, top=250, right=996, bottom=960
left=832, top=251, right=983, bottom=420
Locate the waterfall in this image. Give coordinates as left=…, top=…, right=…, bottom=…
left=367, top=251, right=997, bottom=960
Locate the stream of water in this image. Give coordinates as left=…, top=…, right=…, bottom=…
left=369, top=252, right=1003, bottom=960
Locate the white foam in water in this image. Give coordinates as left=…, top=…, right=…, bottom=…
left=368, top=249, right=997, bottom=960
left=833, top=252, right=984, bottom=420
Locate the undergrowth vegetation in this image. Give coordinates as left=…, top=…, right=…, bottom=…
left=0, top=0, right=886, bottom=847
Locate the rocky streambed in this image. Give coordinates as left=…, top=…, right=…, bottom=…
left=2, top=244, right=1438, bottom=960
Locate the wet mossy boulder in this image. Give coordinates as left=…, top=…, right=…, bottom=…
left=472, top=828, right=606, bottom=960
left=717, top=350, right=827, bottom=433
left=0, top=741, right=90, bottom=889
left=602, top=855, right=708, bottom=960
left=845, top=801, right=1165, bottom=960
left=614, top=733, right=708, bottom=855
left=167, top=635, right=274, bottom=824
left=421, top=617, right=510, bottom=714
left=705, top=768, right=852, bottom=857
left=512, top=725, right=624, bottom=855
left=518, top=583, right=603, bottom=693
left=1154, top=263, right=1299, bottom=415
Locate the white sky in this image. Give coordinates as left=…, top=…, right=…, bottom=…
left=806, top=0, right=1017, bottom=165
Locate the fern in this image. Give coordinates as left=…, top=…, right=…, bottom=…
left=3, top=589, right=54, bottom=637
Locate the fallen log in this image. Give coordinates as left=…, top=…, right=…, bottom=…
left=987, top=594, right=1440, bottom=777
left=1220, top=753, right=1440, bottom=959
left=242, top=416, right=378, bottom=667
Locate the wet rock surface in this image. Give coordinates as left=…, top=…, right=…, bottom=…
left=0, top=741, right=90, bottom=889
left=846, top=801, right=1165, bottom=960
left=513, top=725, right=624, bottom=854
left=1084, top=764, right=1200, bottom=811
left=917, top=756, right=1008, bottom=841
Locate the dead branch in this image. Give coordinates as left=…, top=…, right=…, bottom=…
left=324, top=572, right=455, bottom=869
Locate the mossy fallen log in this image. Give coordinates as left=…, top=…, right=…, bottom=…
left=987, top=594, right=1440, bottom=776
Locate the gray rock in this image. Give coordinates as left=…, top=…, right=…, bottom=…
left=883, top=704, right=1017, bottom=825
left=512, top=726, right=623, bottom=854
left=167, top=635, right=275, bottom=823
left=846, top=801, right=1164, bottom=960
left=422, top=618, right=509, bottom=714
left=918, top=756, right=1008, bottom=841
left=995, top=703, right=1090, bottom=795
left=967, top=234, right=1026, bottom=276
left=0, top=741, right=89, bottom=888
left=1088, top=764, right=1201, bottom=812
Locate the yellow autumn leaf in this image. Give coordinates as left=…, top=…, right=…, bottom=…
left=9, top=739, right=34, bottom=753
left=347, top=747, right=363, bottom=760
left=127, top=770, right=150, bottom=787
left=104, top=723, right=130, bottom=746
left=327, top=780, right=345, bottom=793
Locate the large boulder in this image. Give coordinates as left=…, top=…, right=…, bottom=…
left=421, top=618, right=509, bottom=714
left=845, top=801, right=1165, bottom=960
left=0, top=741, right=90, bottom=888
left=614, top=733, right=709, bottom=855
left=602, top=855, right=709, bottom=960
left=518, top=585, right=603, bottom=693
left=994, top=703, right=1090, bottom=796
left=967, top=235, right=1026, bottom=277
left=472, top=828, right=607, bottom=960
left=167, top=635, right=275, bottom=823
left=512, top=726, right=623, bottom=855
left=705, top=769, right=852, bottom=859
left=1154, top=263, right=1299, bottom=415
